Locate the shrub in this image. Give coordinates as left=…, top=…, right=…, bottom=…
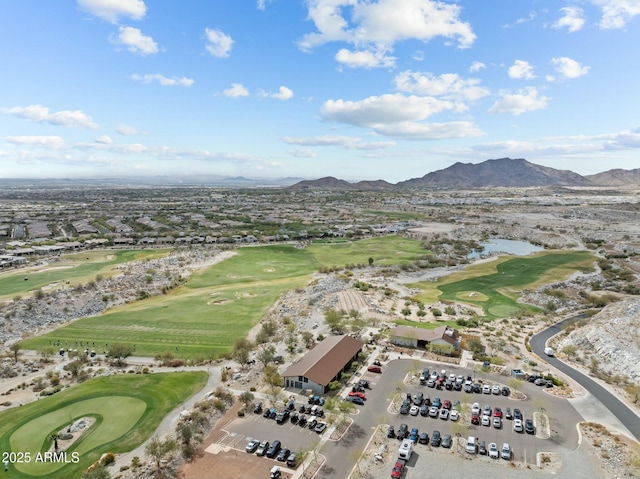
left=100, top=452, right=116, bottom=466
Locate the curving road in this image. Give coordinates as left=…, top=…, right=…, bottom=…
left=530, top=314, right=640, bottom=442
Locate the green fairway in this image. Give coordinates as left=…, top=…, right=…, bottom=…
left=307, top=235, right=428, bottom=267
left=411, top=250, right=594, bottom=319
left=393, top=319, right=459, bottom=330
left=0, top=249, right=170, bottom=301
left=0, top=371, right=207, bottom=479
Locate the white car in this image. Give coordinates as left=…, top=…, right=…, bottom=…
left=488, top=442, right=499, bottom=459
left=439, top=408, right=449, bottom=420
left=409, top=405, right=419, bottom=416
left=501, top=443, right=512, bottom=460
left=449, top=410, right=459, bottom=421
left=472, top=402, right=480, bottom=415
left=430, top=371, right=439, bottom=380
left=481, top=415, right=491, bottom=426
left=493, top=416, right=502, bottom=429
left=482, top=384, right=491, bottom=394
left=513, top=418, right=523, bottom=433
left=429, top=406, right=439, bottom=417
left=492, top=385, right=501, bottom=395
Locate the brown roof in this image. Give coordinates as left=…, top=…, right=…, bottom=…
left=282, top=335, right=364, bottom=386
left=389, top=325, right=458, bottom=346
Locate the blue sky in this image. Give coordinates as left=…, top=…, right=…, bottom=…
left=1, top=0, right=639, bottom=182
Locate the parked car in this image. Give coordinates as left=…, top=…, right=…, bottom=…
left=414, top=392, right=424, bottom=405
left=276, top=410, right=290, bottom=424
left=367, top=365, right=382, bottom=373
left=493, top=417, right=502, bottom=429
left=505, top=407, right=513, bottom=420
left=277, top=448, right=290, bottom=462
left=349, top=391, right=366, bottom=399
left=492, top=385, right=501, bottom=395
left=513, top=408, right=522, bottom=421
left=290, top=412, right=299, bottom=424
left=494, top=407, right=502, bottom=418
left=427, top=378, right=436, bottom=388
left=449, top=410, right=459, bottom=421
left=482, top=384, right=491, bottom=394
left=423, top=396, right=431, bottom=406
left=315, top=422, right=327, bottom=434
left=472, top=403, right=480, bottom=415
left=471, top=413, right=480, bottom=425
left=430, top=430, right=441, bottom=447
left=270, top=465, right=281, bottom=479
left=256, top=441, right=270, bottom=456
left=246, top=439, right=260, bottom=453
left=439, top=408, right=449, bottom=420
left=481, top=415, right=491, bottom=426
left=429, top=406, right=439, bottom=417
left=348, top=396, right=365, bottom=406
left=409, top=405, right=419, bottom=416
left=266, top=440, right=281, bottom=458
left=472, top=383, right=482, bottom=393
left=464, top=382, right=473, bottom=393
left=308, top=418, right=317, bottom=430
left=298, top=415, right=307, bottom=427
left=286, top=452, right=298, bottom=467
left=420, top=404, right=429, bottom=416
left=418, top=432, right=429, bottom=444
left=488, top=442, right=499, bottom=459
left=478, top=440, right=487, bottom=456
left=501, top=443, right=512, bottom=460
left=253, top=402, right=263, bottom=414
left=442, top=399, right=451, bottom=410
left=409, top=427, right=419, bottom=443
left=441, top=434, right=452, bottom=448
left=513, top=419, right=523, bottom=433
left=397, top=423, right=409, bottom=440
left=358, top=379, right=370, bottom=389
left=482, top=405, right=492, bottom=417
left=390, top=459, right=406, bottom=479
left=502, top=386, right=510, bottom=396
left=432, top=397, right=442, bottom=408
left=399, top=402, right=410, bottom=415
left=525, top=419, right=535, bottom=434
left=387, top=425, right=396, bottom=438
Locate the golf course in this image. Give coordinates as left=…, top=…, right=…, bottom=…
left=0, top=371, right=207, bottom=479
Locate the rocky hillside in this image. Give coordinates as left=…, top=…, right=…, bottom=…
left=556, top=298, right=640, bottom=383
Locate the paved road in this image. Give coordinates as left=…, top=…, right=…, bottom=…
left=530, top=315, right=640, bottom=442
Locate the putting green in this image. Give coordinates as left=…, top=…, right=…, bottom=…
left=11, top=397, right=146, bottom=476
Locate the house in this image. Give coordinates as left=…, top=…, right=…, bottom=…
left=389, top=325, right=460, bottom=353
left=282, top=335, right=364, bottom=394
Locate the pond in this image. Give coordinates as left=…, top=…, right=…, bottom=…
left=467, top=238, right=544, bottom=259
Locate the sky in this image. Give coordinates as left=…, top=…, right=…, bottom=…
left=1, top=0, right=639, bottom=183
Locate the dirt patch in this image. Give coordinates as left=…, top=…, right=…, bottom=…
left=54, top=417, right=97, bottom=451
left=579, top=422, right=640, bottom=478
left=208, top=299, right=232, bottom=306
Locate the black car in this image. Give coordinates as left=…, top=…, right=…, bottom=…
left=441, top=434, right=452, bottom=448
left=418, top=432, right=429, bottom=444
left=266, top=440, right=281, bottom=458
left=513, top=408, right=522, bottom=421
left=299, top=403, right=306, bottom=413
left=298, top=415, right=307, bottom=426
left=414, top=392, right=424, bottom=406
left=430, top=430, right=441, bottom=447
left=387, top=425, right=396, bottom=438
left=478, top=440, right=487, bottom=455
left=308, top=418, right=318, bottom=430
left=472, top=383, right=482, bottom=393
left=290, top=412, right=299, bottom=424
left=276, top=410, right=290, bottom=424
left=347, top=396, right=365, bottom=405
left=502, top=386, right=510, bottom=396
left=286, top=452, right=298, bottom=467
left=397, top=423, right=409, bottom=440
left=253, top=402, right=263, bottom=414
left=276, top=448, right=290, bottom=462
left=420, top=404, right=429, bottom=416
left=525, top=419, right=535, bottom=434
left=399, top=402, right=410, bottom=415
left=263, top=408, right=271, bottom=418
left=358, top=379, right=370, bottom=389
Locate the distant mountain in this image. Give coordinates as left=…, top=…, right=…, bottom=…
left=290, top=176, right=393, bottom=190
left=395, top=158, right=591, bottom=189
left=585, top=168, right=640, bottom=186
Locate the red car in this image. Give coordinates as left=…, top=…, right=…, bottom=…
left=471, top=413, right=480, bottom=425
left=442, top=400, right=451, bottom=410
left=367, top=365, right=382, bottom=373
left=493, top=407, right=502, bottom=418
left=390, top=459, right=406, bottom=479
left=348, top=391, right=366, bottom=399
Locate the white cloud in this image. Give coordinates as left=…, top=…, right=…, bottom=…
left=552, top=6, right=586, bottom=32
left=77, top=0, right=146, bottom=23
left=335, top=48, right=396, bottom=69
left=131, top=73, right=194, bottom=86
left=298, top=0, right=476, bottom=68
left=371, top=121, right=483, bottom=140
left=204, top=28, right=234, bottom=58
left=592, top=0, right=640, bottom=29
left=489, top=87, right=549, bottom=115
left=551, top=57, right=590, bottom=79
left=5, top=135, right=66, bottom=150
left=508, top=60, right=535, bottom=79
left=223, top=83, right=249, bottom=98
left=257, top=0, right=273, bottom=10
left=116, top=124, right=140, bottom=135
left=95, top=135, right=113, bottom=144
left=469, top=61, right=486, bottom=72
left=1, top=104, right=98, bottom=129
left=113, top=26, right=158, bottom=55
left=265, top=86, right=294, bottom=100
left=289, top=148, right=318, bottom=158
left=282, top=135, right=395, bottom=149
left=394, top=70, right=489, bottom=102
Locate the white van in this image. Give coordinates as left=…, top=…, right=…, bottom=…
left=465, top=436, right=477, bottom=454
left=544, top=347, right=554, bottom=357
left=398, top=438, right=413, bottom=460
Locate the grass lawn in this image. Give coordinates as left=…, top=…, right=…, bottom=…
left=410, top=250, right=594, bottom=319
left=0, top=371, right=207, bottom=479
left=0, top=249, right=170, bottom=301
left=21, top=238, right=428, bottom=359
left=393, top=319, right=459, bottom=330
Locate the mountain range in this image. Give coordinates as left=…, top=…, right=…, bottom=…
left=290, top=158, right=640, bottom=190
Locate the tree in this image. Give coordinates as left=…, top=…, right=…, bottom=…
left=232, top=337, right=253, bottom=366
left=239, top=391, right=255, bottom=409
left=145, top=435, right=178, bottom=475
left=257, top=344, right=276, bottom=367
left=325, top=308, right=345, bottom=334
left=9, top=342, right=21, bottom=362
left=562, top=344, right=577, bottom=359
left=106, top=343, right=134, bottom=367
left=301, top=331, right=315, bottom=349
left=39, top=346, right=56, bottom=362
left=368, top=257, right=374, bottom=266
left=401, top=307, right=412, bottom=318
